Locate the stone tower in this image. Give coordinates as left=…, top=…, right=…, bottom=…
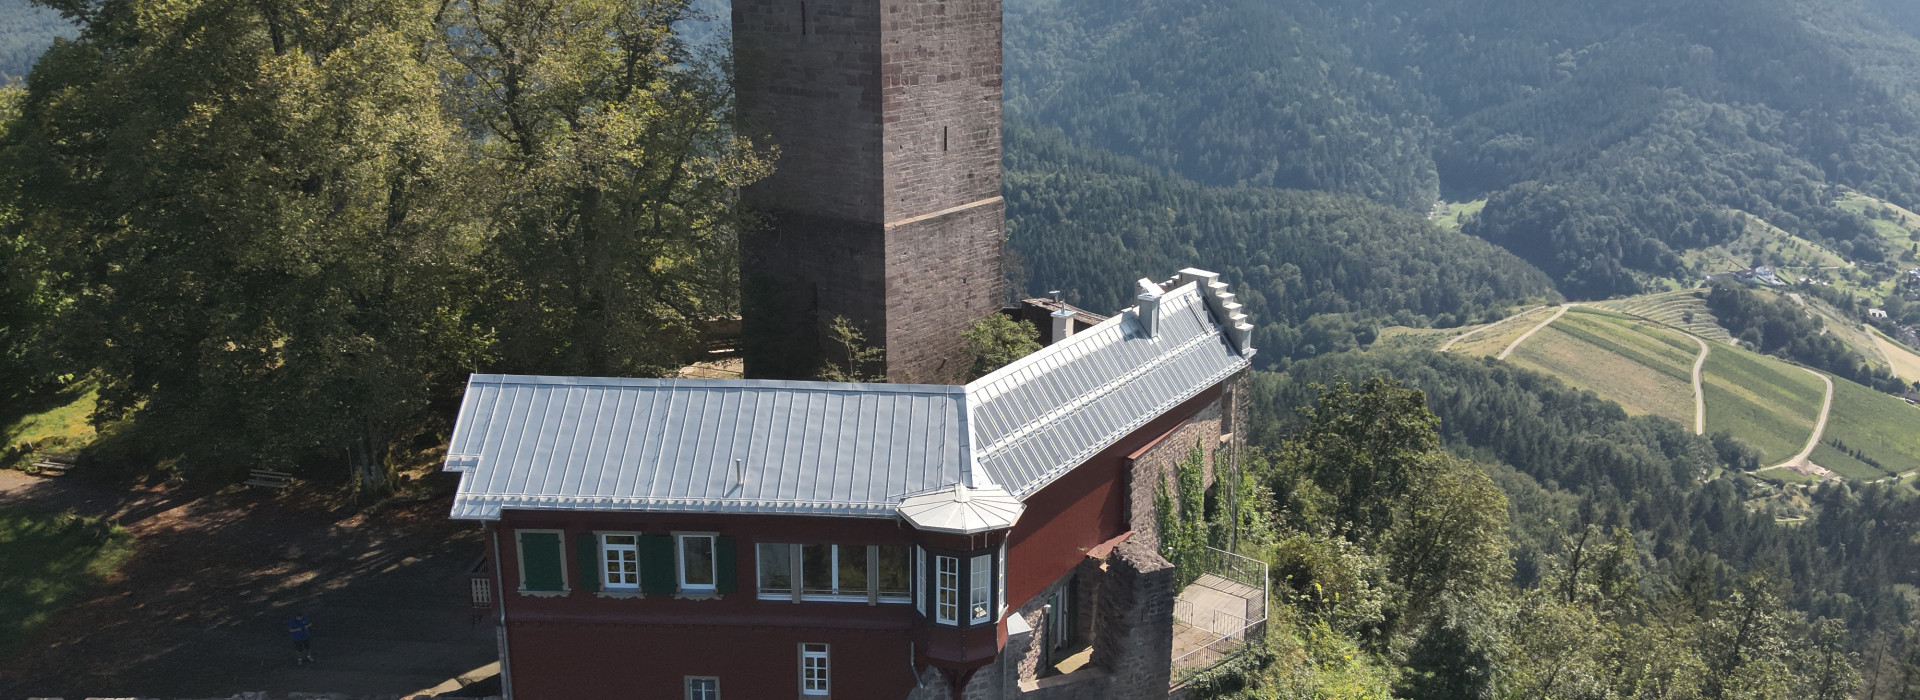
left=733, top=0, right=1006, bottom=383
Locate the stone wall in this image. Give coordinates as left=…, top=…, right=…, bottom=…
left=926, top=540, right=1175, bottom=700
left=1124, top=395, right=1225, bottom=554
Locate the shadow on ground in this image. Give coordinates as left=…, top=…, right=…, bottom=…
left=0, top=471, right=496, bottom=698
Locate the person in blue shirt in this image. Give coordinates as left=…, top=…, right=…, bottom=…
left=287, top=614, right=314, bottom=664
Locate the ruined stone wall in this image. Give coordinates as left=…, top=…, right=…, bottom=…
left=928, top=540, right=1174, bottom=700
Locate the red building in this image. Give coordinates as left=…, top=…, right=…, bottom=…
left=445, top=270, right=1255, bottom=699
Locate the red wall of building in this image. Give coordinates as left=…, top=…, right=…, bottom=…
left=493, top=512, right=924, bottom=699
left=1002, top=386, right=1223, bottom=608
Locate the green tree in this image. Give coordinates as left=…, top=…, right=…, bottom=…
left=816, top=316, right=885, bottom=383
left=444, top=0, right=770, bottom=378
left=1379, top=452, right=1512, bottom=630
left=1, top=0, right=488, bottom=489
left=1273, top=377, right=1440, bottom=543
left=961, top=314, right=1041, bottom=380
left=1700, top=572, right=1798, bottom=700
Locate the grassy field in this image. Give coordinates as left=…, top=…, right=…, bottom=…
left=1836, top=192, right=1920, bottom=247
left=1809, top=378, right=1920, bottom=480
left=1433, top=199, right=1487, bottom=232
left=1869, top=327, right=1920, bottom=380
left=1593, top=290, right=1736, bottom=343
left=1373, top=325, right=1458, bottom=353
left=1700, top=345, right=1827, bottom=466
left=1446, top=306, right=1561, bottom=357
left=1506, top=310, right=1699, bottom=424
left=2, top=383, right=99, bottom=469
left=1679, top=210, right=1850, bottom=277
left=0, top=506, right=136, bottom=655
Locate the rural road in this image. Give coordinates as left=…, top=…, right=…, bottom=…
left=1439, top=305, right=1543, bottom=352
left=1689, top=335, right=1710, bottom=435
left=1498, top=304, right=1574, bottom=360
left=1772, top=368, right=1835, bottom=470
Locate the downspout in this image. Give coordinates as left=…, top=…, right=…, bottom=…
left=492, top=524, right=513, bottom=699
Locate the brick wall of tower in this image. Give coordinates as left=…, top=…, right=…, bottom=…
left=734, top=0, right=884, bottom=222
left=883, top=201, right=1006, bottom=382
left=735, top=0, right=1005, bottom=381
left=879, top=0, right=1003, bottom=218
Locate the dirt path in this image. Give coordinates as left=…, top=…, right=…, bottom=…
left=1867, top=324, right=1901, bottom=379
left=1771, top=368, right=1835, bottom=470
left=1690, top=335, right=1710, bottom=436
left=1438, top=305, right=1543, bottom=353
left=1498, top=304, right=1574, bottom=360
left=0, top=471, right=496, bottom=698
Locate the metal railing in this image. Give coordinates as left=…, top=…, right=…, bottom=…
left=1170, top=546, right=1269, bottom=670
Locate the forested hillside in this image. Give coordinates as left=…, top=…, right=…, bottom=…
left=0, top=0, right=71, bottom=79
left=1219, top=356, right=1920, bottom=698
left=1006, top=0, right=1920, bottom=298
left=1006, top=124, right=1559, bottom=363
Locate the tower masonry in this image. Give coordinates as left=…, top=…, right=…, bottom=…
left=734, top=0, right=1006, bottom=382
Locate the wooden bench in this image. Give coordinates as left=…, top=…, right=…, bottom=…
left=28, top=452, right=75, bottom=477
left=244, top=468, right=295, bottom=489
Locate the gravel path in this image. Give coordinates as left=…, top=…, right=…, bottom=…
left=1772, top=368, right=1835, bottom=470
left=1690, top=335, right=1710, bottom=436
left=1498, top=304, right=1574, bottom=360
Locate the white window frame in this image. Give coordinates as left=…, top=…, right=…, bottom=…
left=914, top=547, right=926, bottom=612
left=998, top=540, right=1009, bottom=616
left=676, top=533, right=718, bottom=592
left=876, top=544, right=912, bottom=603
left=599, top=532, right=640, bottom=590
left=970, top=553, right=993, bottom=623
left=935, top=555, right=960, bottom=625
left=800, top=643, right=829, bottom=696
left=685, top=675, right=720, bottom=700
left=757, top=542, right=797, bottom=601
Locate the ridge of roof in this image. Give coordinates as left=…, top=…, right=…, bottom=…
left=464, top=374, right=965, bottom=395
left=444, top=270, right=1253, bottom=524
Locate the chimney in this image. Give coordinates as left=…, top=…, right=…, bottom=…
left=1137, top=278, right=1165, bottom=338
left=1050, top=307, right=1076, bottom=343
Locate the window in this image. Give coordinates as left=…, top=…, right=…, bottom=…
left=877, top=545, right=911, bottom=601
left=915, top=547, right=926, bottom=611
left=685, top=676, right=719, bottom=700
left=935, top=555, right=959, bottom=624
left=679, top=534, right=716, bottom=591
left=801, top=643, right=829, bottom=696
left=601, top=534, right=639, bottom=589
left=970, top=554, right=993, bottom=623
left=514, top=530, right=566, bottom=594
left=758, top=543, right=793, bottom=598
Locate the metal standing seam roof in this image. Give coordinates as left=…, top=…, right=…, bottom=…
left=443, top=272, right=1255, bottom=522
left=967, top=282, right=1252, bottom=498
left=444, top=377, right=969, bottom=520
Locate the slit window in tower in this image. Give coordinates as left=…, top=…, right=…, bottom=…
left=942, top=126, right=949, bottom=152
left=800, top=2, right=807, bottom=35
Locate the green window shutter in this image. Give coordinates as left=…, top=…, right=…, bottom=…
left=518, top=531, right=565, bottom=592
left=715, top=535, right=738, bottom=594
left=641, top=535, right=676, bottom=594
left=575, top=533, right=600, bottom=593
